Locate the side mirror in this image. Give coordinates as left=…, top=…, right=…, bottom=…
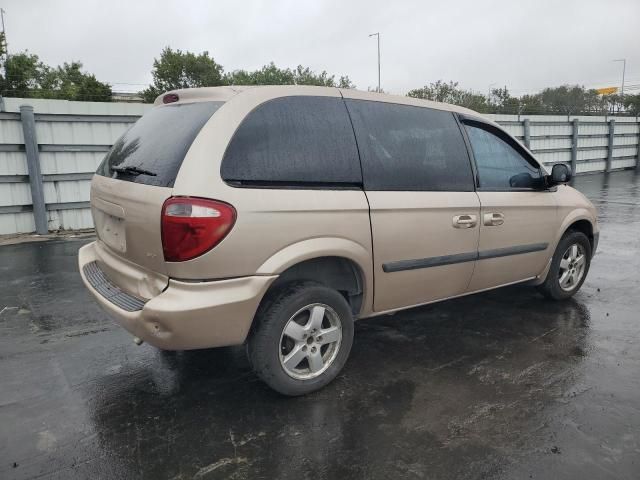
left=550, top=163, right=572, bottom=185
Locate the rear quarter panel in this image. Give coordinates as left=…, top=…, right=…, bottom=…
left=166, top=87, right=375, bottom=313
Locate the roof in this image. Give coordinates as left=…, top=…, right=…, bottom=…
left=152, top=85, right=483, bottom=117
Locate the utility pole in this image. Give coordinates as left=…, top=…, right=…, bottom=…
left=369, top=32, right=380, bottom=92
left=0, top=8, right=7, bottom=57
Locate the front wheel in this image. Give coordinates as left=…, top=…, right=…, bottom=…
left=538, top=230, right=592, bottom=300
left=247, top=282, right=354, bottom=396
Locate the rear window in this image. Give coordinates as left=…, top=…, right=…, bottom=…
left=345, top=100, right=474, bottom=191
left=96, top=101, right=222, bottom=187
left=221, top=96, right=361, bottom=187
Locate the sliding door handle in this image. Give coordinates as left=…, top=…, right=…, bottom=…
left=483, top=212, right=505, bottom=226
left=453, top=214, right=477, bottom=229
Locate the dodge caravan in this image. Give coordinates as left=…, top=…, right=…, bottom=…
left=79, top=86, right=598, bottom=395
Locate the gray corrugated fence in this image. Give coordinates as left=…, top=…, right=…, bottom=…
left=486, top=113, right=640, bottom=175
left=0, top=98, right=152, bottom=235
left=0, top=97, right=638, bottom=236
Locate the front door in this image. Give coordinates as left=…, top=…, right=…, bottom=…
left=462, top=120, right=558, bottom=291
left=343, top=96, right=480, bottom=312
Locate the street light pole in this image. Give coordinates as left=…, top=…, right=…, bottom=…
left=369, top=32, right=380, bottom=92
left=0, top=8, right=8, bottom=57
left=613, top=58, right=626, bottom=99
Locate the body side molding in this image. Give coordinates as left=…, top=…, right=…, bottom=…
left=383, top=242, right=549, bottom=273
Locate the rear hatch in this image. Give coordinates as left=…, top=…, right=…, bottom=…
left=91, top=101, right=223, bottom=280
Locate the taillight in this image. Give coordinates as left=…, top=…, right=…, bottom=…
left=161, top=197, right=236, bottom=262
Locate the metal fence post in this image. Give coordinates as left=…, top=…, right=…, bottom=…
left=606, top=119, right=615, bottom=173
left=19, top=105, right=48, bottom=234
left=570, top=118, right=579, bottom=177
left=636, top=117, right=640, bottom=170
left=523, top=119, right=531, bottom=149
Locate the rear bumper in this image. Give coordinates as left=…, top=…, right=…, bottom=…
left=79, top=241, right=276, bottom=350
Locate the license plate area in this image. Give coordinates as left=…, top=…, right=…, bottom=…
left=92, top=198, right=126, bottom=253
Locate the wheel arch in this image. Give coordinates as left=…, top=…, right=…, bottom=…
left=254, top=237, right=373, bottom=317
left=558, top=212, right=596, bottom=252
left=564, top=219, right=595, bottom=250
left=269, top=256, right=365, bottom=315
left=534, top=211, right=596, bottom=285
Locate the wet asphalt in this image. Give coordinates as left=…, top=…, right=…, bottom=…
left=1, top=170, right=639, bottom=480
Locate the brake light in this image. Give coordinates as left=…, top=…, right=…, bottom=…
left=161, top=197, right=236, bottom=262
left=163, top=93, right=179, bottom=104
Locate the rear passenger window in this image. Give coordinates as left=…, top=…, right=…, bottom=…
left=221, top=96, right=361, bottom=186
left=345, top=100, right=474, bottom=191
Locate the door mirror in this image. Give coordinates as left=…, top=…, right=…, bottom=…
left=549, top=163, right=571, bottom=185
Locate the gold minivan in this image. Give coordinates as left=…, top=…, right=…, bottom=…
left=79, top=86, right=598, bottom=395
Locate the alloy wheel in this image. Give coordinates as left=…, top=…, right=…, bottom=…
left=558, top=243, right=586, bottom=292
left=279, top=303, right=343, bottom=380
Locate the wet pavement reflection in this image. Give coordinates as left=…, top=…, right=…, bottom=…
left=1, top=170, right=639, bottom=479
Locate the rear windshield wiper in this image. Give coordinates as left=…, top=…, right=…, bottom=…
left=110, top=165, right=157, bottom=176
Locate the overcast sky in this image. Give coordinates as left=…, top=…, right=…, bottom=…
left=3, top=0, right=639, bottom=96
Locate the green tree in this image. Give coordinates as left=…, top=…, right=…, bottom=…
left=225, top=62, right=355, bottom=88
left=141, top=47, right=225, bottom=102
left=291, top=65, right=354, bottom=88
left=407, top=80, right=460, bottom=103
left=538, top=85, right=588, bottom=115
left=140, top=48, right=355, bottom=101
left=623, top=93, right=640, bottom=116
left=407, top=80, right=490, bottom=112
left=1, top=52, right=48, bottom=97
left=0, top=52, right=111, bottom=101
left=53, top=62, right=112, bottom=101
left=226, top=62, right=295, bottom=85
left=583, top=89, right=607, bottom=115
left=405, top=81, right=639, bottom=116
left=517, top=93, right=545, bottom=115
left=488, top=86, right=522, bottom=114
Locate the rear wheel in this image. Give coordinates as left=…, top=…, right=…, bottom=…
left=538, top=230, right=591, bottom=300
left=247, top=282, right=354, bottom=396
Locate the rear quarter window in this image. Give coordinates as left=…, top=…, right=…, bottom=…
left=221, top=96, right=362, bottom=187
left=345, top=100, right=474, bottom=191
left=96, top=101, right=222, bottom=187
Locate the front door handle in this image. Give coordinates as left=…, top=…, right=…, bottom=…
left=483, top=212, right=505, bottom=226
left=453, top=214, right=477, bottom=229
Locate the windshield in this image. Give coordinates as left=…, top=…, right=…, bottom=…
left=96, top=101, right=223, bottom=187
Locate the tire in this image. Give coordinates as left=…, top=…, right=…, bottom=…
left=538, top=230, right=592, bottom=300
left=247, top=281, right=354, bottom=396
